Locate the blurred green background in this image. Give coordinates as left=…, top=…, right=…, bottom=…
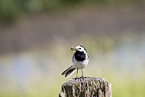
left=0, top=0, right=145, bottom=97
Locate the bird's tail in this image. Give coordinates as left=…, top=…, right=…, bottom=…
left=62, top=65, right=76, bottom=77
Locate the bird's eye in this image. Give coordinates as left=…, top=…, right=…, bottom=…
left=79, top=48, right=81, bottom=49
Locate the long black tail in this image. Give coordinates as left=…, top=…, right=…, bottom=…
left=62, top=66, right=76, bottom=77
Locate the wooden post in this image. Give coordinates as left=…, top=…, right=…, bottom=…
left=59, top=77, right=112, bottom=97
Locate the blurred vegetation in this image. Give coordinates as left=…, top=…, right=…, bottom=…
left=0, top=34, right=145, bottom=97
left=0, top=0, right=144, bottom=22
left=0, top=0, right=145, bottom=97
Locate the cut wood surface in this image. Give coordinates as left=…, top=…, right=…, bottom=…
left=59, top=77, right=112, bottom=97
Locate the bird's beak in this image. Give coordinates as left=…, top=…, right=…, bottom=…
left=75, top=48, right=78, bottom=51
left=71, top=47, right=76, bottom=52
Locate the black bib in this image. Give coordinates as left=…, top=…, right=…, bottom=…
left=74, top=51, right=86, bottom=61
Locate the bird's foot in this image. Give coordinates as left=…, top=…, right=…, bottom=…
left=74, top=76, right=79, bottom=80
left=80, top=76, right=85, bottom=80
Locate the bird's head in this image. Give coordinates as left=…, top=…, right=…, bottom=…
left=71, top=45, right=87, bottom=53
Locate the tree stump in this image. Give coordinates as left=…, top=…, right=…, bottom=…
left=59, top=77, right=112, bottom=97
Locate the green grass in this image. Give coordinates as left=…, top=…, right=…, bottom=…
left=0, top=74, right=145, bottom=97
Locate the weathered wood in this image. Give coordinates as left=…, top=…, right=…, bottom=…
left=59, top=77, right=112, bottom=97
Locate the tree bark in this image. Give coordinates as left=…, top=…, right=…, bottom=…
left=59, top=77, right=112, bottom=97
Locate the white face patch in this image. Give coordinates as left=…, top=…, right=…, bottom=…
left=75, top=45, right=86, bottom=52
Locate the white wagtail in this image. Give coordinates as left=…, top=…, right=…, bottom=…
left=62, top=45, right=89, bottom=78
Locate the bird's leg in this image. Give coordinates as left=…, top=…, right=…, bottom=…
left=76, top=69, right=78, bottom=78
left=81, top=69, right=84, bottom=78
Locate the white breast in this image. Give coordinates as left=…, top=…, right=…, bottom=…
left=73, top=55, right=89, bottom=69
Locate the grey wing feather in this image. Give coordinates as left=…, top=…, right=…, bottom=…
left=62, top=65, right=76, bottom=77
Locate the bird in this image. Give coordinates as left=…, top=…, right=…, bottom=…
left=62, top=45, right=89, bottom=78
